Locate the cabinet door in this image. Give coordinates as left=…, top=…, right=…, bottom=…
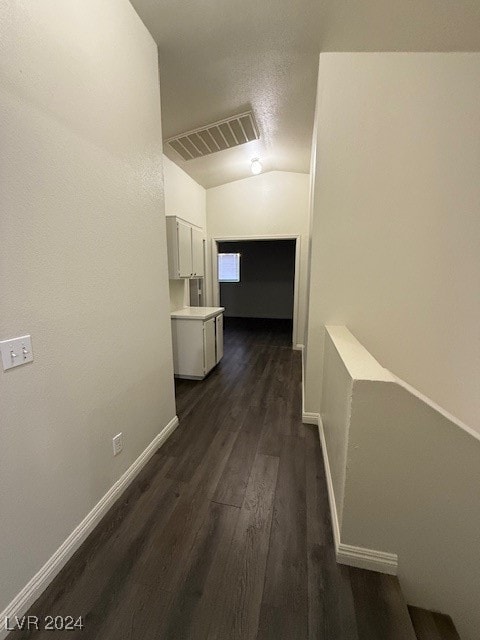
left=191, top=227, right=204, bottom=277
left=171, top=318, right=204, bottom=378
left=177, top=220, right=193, bottom=278
left=203, top=317, right=216, bottom=374
left=215, top=313, right=223, bottom=364
left=165, top=217, right=179, bottom=279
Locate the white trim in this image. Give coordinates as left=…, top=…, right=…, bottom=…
left=0, top=415, right=179, bottom=639
left=317, top=417, right=398, bottom=575
left=212, top=238, right=219, bottom=305
left=317, top=417, right=341, bottom=551
left=293, top=343, right=304, bottom=352
left=302, top=412, right=320, bottom=425
left=336, top=543, right=398, bottom=575
left=211, top=235, right=301, bottom=348
left=300, top=343, right=305, bottom=415
left=212, top=234, right=301, bottom=242
left=292, top=237, right=301, bottom=349
left=300, top=344, right=317, bottom=424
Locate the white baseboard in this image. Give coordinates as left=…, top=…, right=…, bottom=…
left=336, top=543, right=398, bottom=575
left=293, top=343, right=304, bottom=351
left=317, top=417, right=398, bottom=575
left=0, top=415, right=179, bottom=639
left=299, top=348, right=333, bottom=432
left=299, top=344, right=310, bottom=424
left=302, top=411, right=320, bottom=425
left=317, top=417, right=341, bottom=550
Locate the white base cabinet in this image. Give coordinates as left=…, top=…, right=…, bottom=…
left=203, top=317, right=217, bottom=375
left=215, top=313, right=223, bottom=363
left=171, top=307, right=224, bottom=379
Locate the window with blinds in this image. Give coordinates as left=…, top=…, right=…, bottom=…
left=218, top=253, right=240, bottom=283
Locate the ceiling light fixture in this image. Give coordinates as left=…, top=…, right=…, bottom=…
left=251, top=158, right=262, bottom=175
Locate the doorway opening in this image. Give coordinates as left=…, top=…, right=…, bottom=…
left=212, top=237, right=300, bottom=347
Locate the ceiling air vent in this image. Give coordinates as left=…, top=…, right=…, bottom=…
left=165, top=111, right=259, bottom=161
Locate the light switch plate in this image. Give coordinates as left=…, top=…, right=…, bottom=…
left=0, top=335, right=34, bottom=371
left=112, top=433, right=123, bottom=456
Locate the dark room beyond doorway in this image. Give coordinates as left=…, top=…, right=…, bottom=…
left=218, top=239, right=296, bottom=327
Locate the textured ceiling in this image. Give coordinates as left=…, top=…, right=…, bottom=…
left=130, top=0, right=480, bottom=188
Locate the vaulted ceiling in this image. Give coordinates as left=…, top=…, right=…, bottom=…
left=131, top=0, right=480, bottom=188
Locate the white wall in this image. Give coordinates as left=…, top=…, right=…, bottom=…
left=207, top=171, right=310, bottom=346
left=0, top=0, right=175, bottom=615
left=305, top=53, right=480, bottom=432
left=168, top=279, right=188, bottom=311
left=163, top=154, right=206, bottom=229
left=321, top=326, right=480, bottom=640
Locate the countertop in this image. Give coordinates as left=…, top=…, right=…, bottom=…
left=170, top=306, right=225, bottom=321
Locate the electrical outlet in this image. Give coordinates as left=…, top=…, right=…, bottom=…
left=112, top=433, right=123, bottom=456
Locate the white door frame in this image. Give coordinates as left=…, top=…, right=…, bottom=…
left=211, top=235, right=301, bottom=348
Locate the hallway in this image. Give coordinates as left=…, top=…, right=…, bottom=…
left=8, top=320, right=415, bottom=640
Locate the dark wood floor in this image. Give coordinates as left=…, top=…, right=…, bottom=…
left=8, top=317, right=418, bottom=640
left=408, top=607, right=461, bottom=640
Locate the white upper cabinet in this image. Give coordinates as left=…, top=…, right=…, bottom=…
left=191, top=227, right=204, bottom=278
left=177, top=219, right=193, bottom=278
left=166, top=216, right=204, bottom=279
